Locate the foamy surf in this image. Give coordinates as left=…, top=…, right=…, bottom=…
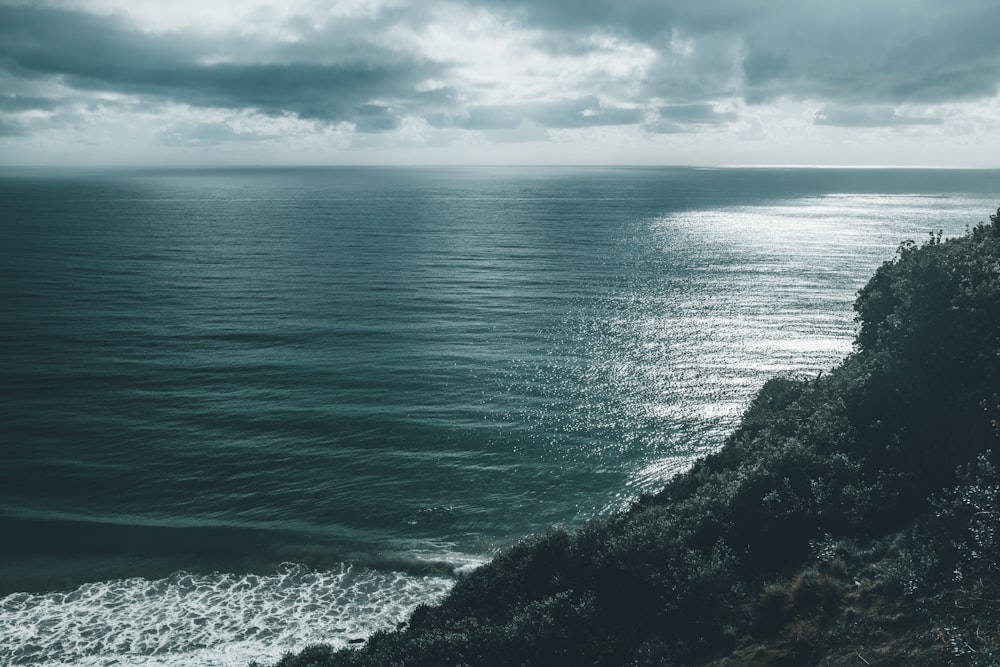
left=0, top=563, right=455, bottom=667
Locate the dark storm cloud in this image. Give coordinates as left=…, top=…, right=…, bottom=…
left=0, top=119, right=29, bottom=137
left=0, top=95, right=61, bottom=112
left=738, top=2, right=1000, bottom=105
left=352, top=104, right=401, bottom=133
left=657, top=104, right=735, bottom=124
left=470, top=0, right=1000, bottom=106
left=645, top=103, right=737, bottom=134
left=449, top=96, right=641, bottom=131
left=0, top=87, right=84, bottom=136
left=813, top=105, right=942, bottom=128
left=742, top=2, right=1000, bottom=105
left=477, top=0, right=760, bottom=41
left=0, top=3, right=440, bottom=131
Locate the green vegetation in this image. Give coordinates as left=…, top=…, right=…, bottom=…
left=264, top=208, right=1000, bottom=666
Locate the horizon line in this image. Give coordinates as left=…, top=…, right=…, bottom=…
left=1, top=163, right=997, bottom=171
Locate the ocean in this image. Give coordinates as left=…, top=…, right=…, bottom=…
left=1, top=166, right=997, bottom=666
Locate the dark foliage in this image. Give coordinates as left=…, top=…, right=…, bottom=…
left=265, top=208, right=1000, bottom=667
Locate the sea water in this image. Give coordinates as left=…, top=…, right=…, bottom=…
left=1, top=166, right=997, bottom=665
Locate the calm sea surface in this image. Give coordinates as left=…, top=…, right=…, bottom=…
left=1, top=166, right=997, bottom=665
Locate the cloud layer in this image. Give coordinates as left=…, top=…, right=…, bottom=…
left=1, top=0, right=998, bottom=164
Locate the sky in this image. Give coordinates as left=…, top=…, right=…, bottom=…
left=1, top=0, right=999, bottom=166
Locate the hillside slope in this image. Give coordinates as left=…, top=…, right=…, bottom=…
left=262, top=208, right=1000, bottom=667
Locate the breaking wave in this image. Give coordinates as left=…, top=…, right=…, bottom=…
left=0, top=563, right=455, bottom=667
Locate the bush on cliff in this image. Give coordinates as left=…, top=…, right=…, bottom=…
left=265, top=208, right=1000, bottom=667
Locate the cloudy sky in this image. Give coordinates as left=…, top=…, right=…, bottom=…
left=2, top=0, right=999, bottom=166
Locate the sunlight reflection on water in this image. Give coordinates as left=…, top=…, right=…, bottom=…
left=599, top=193, right=994, bottom=511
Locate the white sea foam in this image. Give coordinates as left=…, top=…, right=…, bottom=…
left=0, top=563, right=454, bottom=667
